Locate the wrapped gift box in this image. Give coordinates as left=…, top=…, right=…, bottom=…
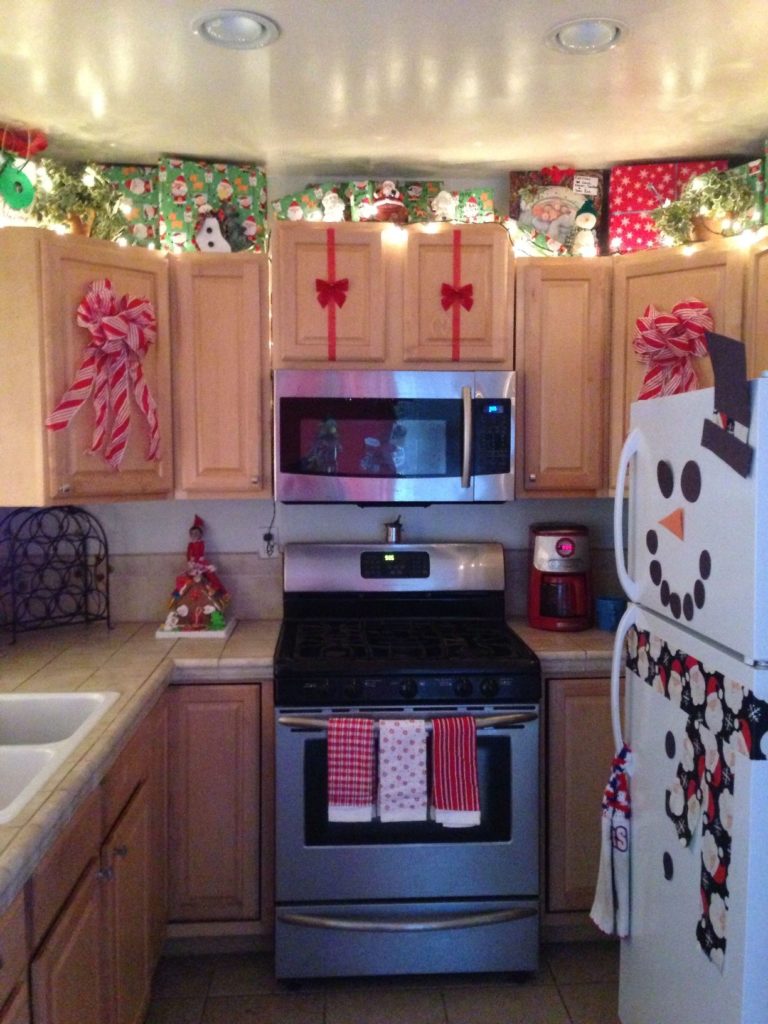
left=454, top=188, right=496, bottom=223
left=158, top=157, right=267, bottom=253
left=510, top=168, right=604, bottom=249
left=272, top=189, right=324, bottom=221
left=99, top=164, right=159, bottom=247
left=607, top=159, right=728, bottom=253
left=401, top=180, right=443, bottom=222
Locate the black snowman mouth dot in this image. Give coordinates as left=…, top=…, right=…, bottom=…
left=647, top=459, right=711, bottom=622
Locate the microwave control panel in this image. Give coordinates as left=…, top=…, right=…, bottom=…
left=472, top=399, right=512, bottom=475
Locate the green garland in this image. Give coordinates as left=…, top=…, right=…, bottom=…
left=650, top=169, right=757, bottom=246
left=29, top=160, right=127, bottom=240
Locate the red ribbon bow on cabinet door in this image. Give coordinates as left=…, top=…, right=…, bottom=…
left=45, top=279, right=160, bottom=469
left=315, top=277, right=349, bottom=309
left=632, top=299, right=713, bottom=400
left=440, top=282, right=474, bottom=312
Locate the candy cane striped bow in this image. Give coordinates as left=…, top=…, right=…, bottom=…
left=46, top=279, right=160, bottom=469
left=632, top=299, right=713, bottom=400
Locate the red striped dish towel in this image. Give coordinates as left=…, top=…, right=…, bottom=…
left=378, top=719, right=428, bottom=822
left=431, top=716, right=481, bottom=827
left=327, top=717, right=376, bottom=822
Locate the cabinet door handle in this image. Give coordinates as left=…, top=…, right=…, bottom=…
left=250, top=476, right=260, bottom=485
left=97, top=866, right=114, bottom=882
left=528, top=473, right=537, bottom=482
left=114, top=844, right=129, bottom=858
left=58, top=483, right=72, bottom=495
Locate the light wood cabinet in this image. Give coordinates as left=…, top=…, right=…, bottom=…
left=0, top=895, right=29, bottom=1024
left=743, top=232, right=768, bottom=377
left=271, top=221, right=514, bottom=369
left=171, top=252, right=271, bottom=497
left=271, top=221, right=392, bottom=366
left=545, top=677, right=614, bottom=920
left=167, top=683, right=264, bottom=927
left=515, top=257, right=611, bottom=496
left=26, top=696, right=167, bottom=1024
left=0, top=980, right=30, bottom=1024
left=0, top=227, right=173, bottom=506
left=403, top=224, right=513, bottom=366
left=609, top=239, right=746, bottom=484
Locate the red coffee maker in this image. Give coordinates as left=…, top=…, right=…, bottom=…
left=528, top=524, right=592, bottom=631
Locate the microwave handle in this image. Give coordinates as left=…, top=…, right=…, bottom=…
left=461, top=386, right=472, bottom=489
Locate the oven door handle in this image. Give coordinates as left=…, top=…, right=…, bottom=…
left=277, top=712, right=537, bottom=731
left=277, top=906, right=537, bottom=933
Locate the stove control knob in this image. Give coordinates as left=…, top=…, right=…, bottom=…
left=343, top=679, right=362, bottom=699
left=480, top=678, right=499, bottom=698
left=453, top=677, right=473, bottom=698
left=399, top=678, right=418, bottom=700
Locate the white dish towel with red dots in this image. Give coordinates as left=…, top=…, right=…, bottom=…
left=377, top=719, right=428, bottom=822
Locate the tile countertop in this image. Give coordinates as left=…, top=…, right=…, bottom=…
left=0, top=617, right=614, bottom=914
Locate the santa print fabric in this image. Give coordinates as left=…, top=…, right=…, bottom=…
left=626, top=627, right=768, bottom=969
left=431, top=715, right=481, bottom=827
left=377, top=719, right=428, bottom=822
left=327, top=717, right=376, bottom=822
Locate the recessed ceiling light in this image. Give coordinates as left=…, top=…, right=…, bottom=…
left=192, top=9, right=280, bottom=50
left=547, top=17, right=625, bottom=55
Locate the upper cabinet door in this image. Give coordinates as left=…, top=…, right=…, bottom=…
left=515, top=258, right=611, bottom=496
left=609, top=239, right=746, bottom=485
left=403, top=224, right=513, bottom=366
left=171, top=253, right=270, bottom=498
left=271, top=222, right=391, bottom=366
left=41, top=232, right=173, bottom=502
left=743, top=233, right=768, bottom=377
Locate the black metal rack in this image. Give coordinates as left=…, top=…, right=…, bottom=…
left=0, top=505, right=111, bottom=643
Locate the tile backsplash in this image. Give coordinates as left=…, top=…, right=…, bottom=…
left=108, top=547, right=620, bottom=624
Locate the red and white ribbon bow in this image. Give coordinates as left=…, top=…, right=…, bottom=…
left=632, top=299, right=713, bottom=400
left=46, top=279, right=160, bottom=469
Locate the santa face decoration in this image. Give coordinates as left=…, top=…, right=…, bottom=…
left=646, top=455, right=712, bottom=623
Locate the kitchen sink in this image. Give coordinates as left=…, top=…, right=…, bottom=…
left=0, top=691, right=119, bottom=824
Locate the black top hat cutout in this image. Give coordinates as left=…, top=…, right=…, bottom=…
left=700, top=332, right=753, bottom=478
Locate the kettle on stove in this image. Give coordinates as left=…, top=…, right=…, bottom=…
left=527, top=523, right=592, bottom=631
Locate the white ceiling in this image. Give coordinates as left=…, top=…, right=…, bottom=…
left=1, top=0, right=767, bottom=189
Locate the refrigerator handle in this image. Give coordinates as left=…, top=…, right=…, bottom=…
left=611, top=604, right=637, bottom=756
left=461, top=385, right=472, bottom=488
left=613, top=428, right=642, bottom=602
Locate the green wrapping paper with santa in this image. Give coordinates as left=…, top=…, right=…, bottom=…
left=157, top=157, right=267, bottom=254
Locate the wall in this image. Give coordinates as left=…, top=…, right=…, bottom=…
left=85, top=495, right=621, bottom=624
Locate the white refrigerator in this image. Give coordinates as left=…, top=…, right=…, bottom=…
left=610, top=378, right=768, bottom=1024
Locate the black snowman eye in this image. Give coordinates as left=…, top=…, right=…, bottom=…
left=657, top=460, right=674, bottom=498
left=680, top=460, right=702, bottom=503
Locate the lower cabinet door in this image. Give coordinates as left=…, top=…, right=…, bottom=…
left=104, top=779, right=153, bottom=1024
left=30, top=859, right=108, bottom=1024
left=167, top=684, right=260, bottom=922
left=0, top=980, right=31, bottom=1024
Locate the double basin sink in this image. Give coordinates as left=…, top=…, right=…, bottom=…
left=0, top=691, right=119, bottom=824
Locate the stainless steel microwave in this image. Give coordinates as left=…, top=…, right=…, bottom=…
left=274, top=369, right=515, bottom=504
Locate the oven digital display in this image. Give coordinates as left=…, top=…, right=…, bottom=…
left=360, top=551, right=430, bottom=578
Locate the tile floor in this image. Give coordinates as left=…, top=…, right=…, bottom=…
left=143, top=941, right=620, bottom=1024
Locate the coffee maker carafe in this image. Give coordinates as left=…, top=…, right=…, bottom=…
left=528, top=523, right=592, bottom=631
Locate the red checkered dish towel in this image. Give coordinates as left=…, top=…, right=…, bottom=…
left=327, top=717, right=376, bottom=822
left=431, top=716, right=481, bottom=827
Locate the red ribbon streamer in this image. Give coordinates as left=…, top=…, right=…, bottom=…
left=632, top=299, right=713, bottom=400
left=314, top=228, right=349, bottom=360
left=46, top=279, right=160, bottom=469
left=440, top=230, right=475, bottom=361
left=541, top=165, right=575, bottom=186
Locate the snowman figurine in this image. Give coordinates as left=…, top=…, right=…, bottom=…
left=569, top=198, right=598, bottom=257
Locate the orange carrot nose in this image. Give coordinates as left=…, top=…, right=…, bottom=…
left=659, top=507, right=684, bottom=540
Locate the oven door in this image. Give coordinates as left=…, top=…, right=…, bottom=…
left=273, top=369, right=515, bottom=503
left=274, top=706, right=538, bottom=903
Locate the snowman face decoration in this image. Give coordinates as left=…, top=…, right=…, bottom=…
left=645, top=456, right=712, bottom=622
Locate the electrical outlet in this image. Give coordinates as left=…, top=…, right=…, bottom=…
left=260, top=528, right=279, bottom=559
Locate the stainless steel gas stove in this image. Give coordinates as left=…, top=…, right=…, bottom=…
left=273, top=542, right=542, bottom=980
